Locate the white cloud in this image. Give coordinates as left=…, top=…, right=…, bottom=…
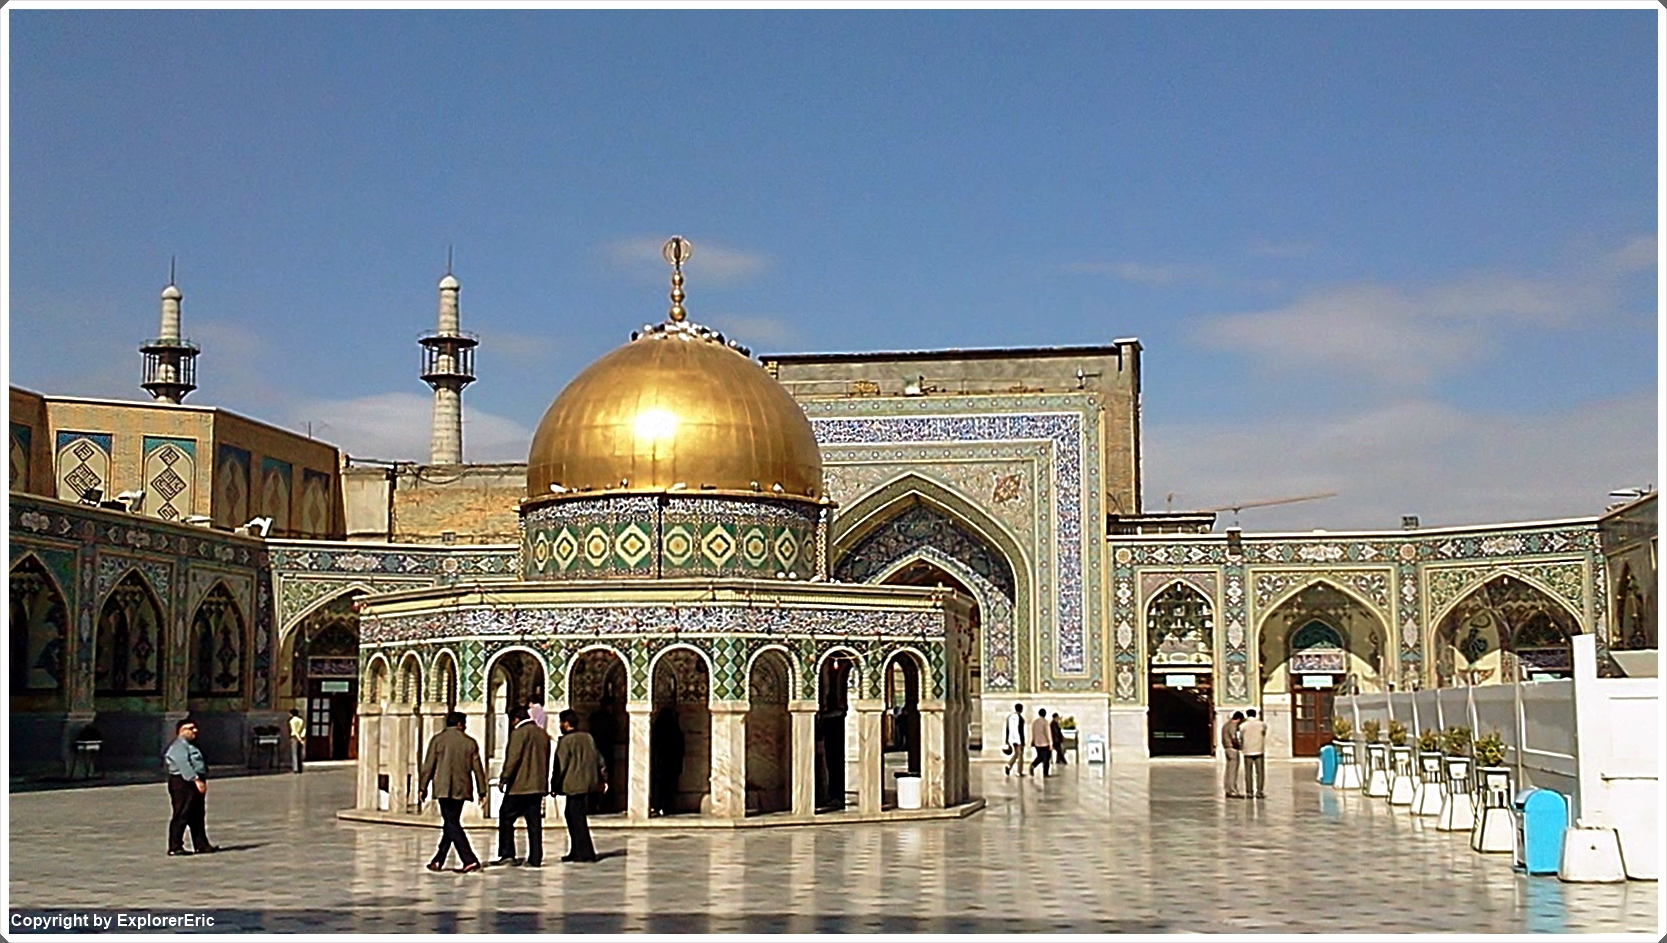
left=604, top=236, right=768, bottom=285
left=290, top=391, right=533, bottom=463
left=1194, top=235, right=1656, bottom=386
left=1062, top=260, right=1212, bottom=286
left=1145, top=390, right=1658, bottom=531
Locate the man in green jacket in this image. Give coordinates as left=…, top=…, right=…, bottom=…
left=493, top=703, right=551, bottom=867
left=417, top=711, right=489, bottom=873
left=552, top=708, right=606, bottom=863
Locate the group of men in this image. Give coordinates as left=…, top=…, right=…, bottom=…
left=1219, top=708, right=1268, bottom=798
left=416, top=705, right=608, bottom=872
left=1002, top=704, right=1071, bottom=776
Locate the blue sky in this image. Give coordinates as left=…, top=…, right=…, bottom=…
left=6, top=8, right=1659, bottom=529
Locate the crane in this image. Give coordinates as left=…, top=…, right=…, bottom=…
left=1204, top=491, right=1338, bottom=526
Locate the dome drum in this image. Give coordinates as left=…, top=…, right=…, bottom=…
left=522, top=492, right=828, bottom=582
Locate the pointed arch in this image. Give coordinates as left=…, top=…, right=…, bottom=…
left=95, top=569, right=166, bottom=696
left=395, top=651, right=424, bottom=705
left=363, top=653, right=391, bottom=704
left=745, top=647, right=794, bottom=816
left=189, top=580, right=246, bottom=698
left=1260, top=577, right=1389, bottom=631
left=430, top=648, right=460, bottom=709
left=1144, top=580, right=1215, bottom=666
left=831, top=473, right=1027, bottom=597
left=1427, top=567, right=1585, bottom=636
left=1432, top=573, right=1583, bottom=685
left=1256, top=579, right=1391, bottom=696
left=10, top=554, right=68, bottom=693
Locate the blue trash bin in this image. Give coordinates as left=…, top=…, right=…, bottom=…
left=1514, top=788, right=1569, bottom=875
left=1318, top=743, right=1339, bottom=785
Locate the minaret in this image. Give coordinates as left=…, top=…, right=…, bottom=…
left=139, top=258, right=200, bottom=403
left=418, top=252, right=477, bottom=465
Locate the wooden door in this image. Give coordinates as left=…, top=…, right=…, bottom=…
left=1292, top=688, right=1334, bottom=757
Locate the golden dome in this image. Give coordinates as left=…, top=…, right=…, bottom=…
left=526, top=326, right=823, bottom=506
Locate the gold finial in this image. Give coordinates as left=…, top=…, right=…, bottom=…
left=662, top=235, right=692, bottom=322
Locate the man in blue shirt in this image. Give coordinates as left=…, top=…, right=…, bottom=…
left=163, top=719, right=218, bottom=856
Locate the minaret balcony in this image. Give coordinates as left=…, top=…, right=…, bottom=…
left=419, top=331, right=478, bottom=385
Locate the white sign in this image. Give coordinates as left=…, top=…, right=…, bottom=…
left=1301, top=675, right=1333, bottom=688
left=320, top=680, right=351, bottom=693
left=1167, top=674, right=1197, bottom=688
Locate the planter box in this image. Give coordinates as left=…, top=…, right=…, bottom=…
left=1387, top=745, right=1416, bottom=805
left=1411, top=751, right=1444, bottom=816
left=1334, top=741, right=1362, bottom=790
left=1471, top=766, right=1514, bottom=853
left=1436, top=755, right=1475, bottom=832
left=1363, top=743, right=1391, bottom=797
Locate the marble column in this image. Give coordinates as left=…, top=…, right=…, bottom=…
left=708, top=700, right=748, bottom=819
left=920, top=704, right=946, bottom=809
left=386, top=706, right=412, bottom=813
left=789, top=701, right=817, bottom=818
left=357, top=704, right=382, bottom=810
left=458, top=702, right=489, bottom=823
left=854, top=699, right=883, bottom=814
left=627, top=701, right=652, bottom=822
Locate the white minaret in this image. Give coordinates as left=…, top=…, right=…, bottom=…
left=140, top=259, right=200, bottom=403
left=418, top=255, right=477, bottom=465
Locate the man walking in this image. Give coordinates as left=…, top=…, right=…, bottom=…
left=1050, top=711, right=1068, bottom=767
left=1240, top=708, right=1268, bottom=798
left=417, top=711, right=489, bottom=873
left=552, top=708, right=606, bottom=863
left=163, top=719, right=218, bottom=856
left=1003, top=703, right=1027, bottom=776
left=493, top=703, right=551, bottom=867
left=1221, top=710, right=1245, bottom=798
left=1029, top=707, right=1053, bottom=776
left=287, top=708, right=306, bottom=774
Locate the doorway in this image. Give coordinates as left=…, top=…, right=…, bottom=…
left=815, top=651, right=856, bottom=812
left=307, top=677, right=357, bottom=760
left=1292, top=686, right=1335, bottom=757
left=1148, top=670, right=1214, bottom=756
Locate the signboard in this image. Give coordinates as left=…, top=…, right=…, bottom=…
left=319, top=680, right=351, bottom=693
left=1301, top=674, right=1334, bottom=688
left=1167, top=674, right=1197, bottom=688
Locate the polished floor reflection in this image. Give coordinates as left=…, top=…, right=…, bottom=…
left=7, top=758, right=1661, bottom=933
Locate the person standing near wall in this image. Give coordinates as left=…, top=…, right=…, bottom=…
left=287, top=708, right=306, bottom=774
left=1221, top=711, right=1245, bottom=798
left=1004, top=703, right=1027, bottom=776
left=163, top=719, right=218, bottom=856
left=1239, top=709, right=1268, bottom=799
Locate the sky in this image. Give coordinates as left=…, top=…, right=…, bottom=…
left=5, top=7, right=1660, bottom=531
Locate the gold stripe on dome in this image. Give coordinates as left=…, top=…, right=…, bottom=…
left=525, top=331, right=823, bottom=508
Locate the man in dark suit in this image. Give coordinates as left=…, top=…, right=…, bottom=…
left=417, top=711, right=489, bottom=873
left=492, top=703, right=552, bottom=867
left=552, top=708, right=606, bottom=863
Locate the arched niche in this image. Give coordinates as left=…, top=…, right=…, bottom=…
left=95, top=570, right=165, bottom=697
left=485, top=648, right=546, bottom=769
left=188, top=583, right=246, bottom=700
left=650, top=646, right=711, bottom=816
left=9, top=556, right=67, bottom=699
left=882, top=649, right=925, bottom=777
left=1145, top=581, right=1215, bottom=757
left=880, top=556, right=990, bottom=747
left=285, top=591, right=363, bottom=759
left=1258, top=581, right=1389, bottom=697
left=815, top=648, right=860, bottom=813
left=567, top=647, right=628, bottom=814
left=744, top=648, right=793, bottom=816
left=1434, top=574, right=1582, bottom=685
left=831, top=477, right=1026, bottom=693
left=431, top=650, right=459, bottom=710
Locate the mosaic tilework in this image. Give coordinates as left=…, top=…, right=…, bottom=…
left=141, top=437, right=197, bottom=522
left=522, top=496, right=821, bottom=582
left=1108, top=521, right=1608, bottom=702
left=269, top=544, right=518, bottom=582
left=54, top=431, right=111, bottom=504
left=808, top=403, right=1096, bottom=682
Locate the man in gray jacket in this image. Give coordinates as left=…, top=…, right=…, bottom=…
left=552, top=708, right=607, bottom=863
left=417, top=711, right=489, bottom=873
left=1239, top=709, right=1268, bottom=798
left=493, top=703, right=552, bottom=867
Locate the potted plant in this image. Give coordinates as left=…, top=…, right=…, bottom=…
left=1436, top=726, right=1475, bottom=832
left=1331, top=716, right=1361, bottom=789
left=1359, top=721, right=1390, bottom=797
left=1470, top=730, right=1514, bottom=852
left=1386, top=720, right=1415, bottom=805
left=1412, top=727, right=1444, bottom=815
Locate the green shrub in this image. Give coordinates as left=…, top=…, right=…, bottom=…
left=1441, top=725, right=1472, bottom=757
left=1417, top=728, right=1439, bottom=752
left=1475, top=731, right=1507, bottom=767
left=1332, top=716, right=1353, bottom=740
left=1361, top=719, right=1381, bottom=743
left=1387, top=719, right=1408, bottom=747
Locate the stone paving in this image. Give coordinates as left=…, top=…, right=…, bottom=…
left=7, top=757, right=1662, bottom=934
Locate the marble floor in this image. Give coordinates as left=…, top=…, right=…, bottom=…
left=7, top=757, right=1661, bottom=934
